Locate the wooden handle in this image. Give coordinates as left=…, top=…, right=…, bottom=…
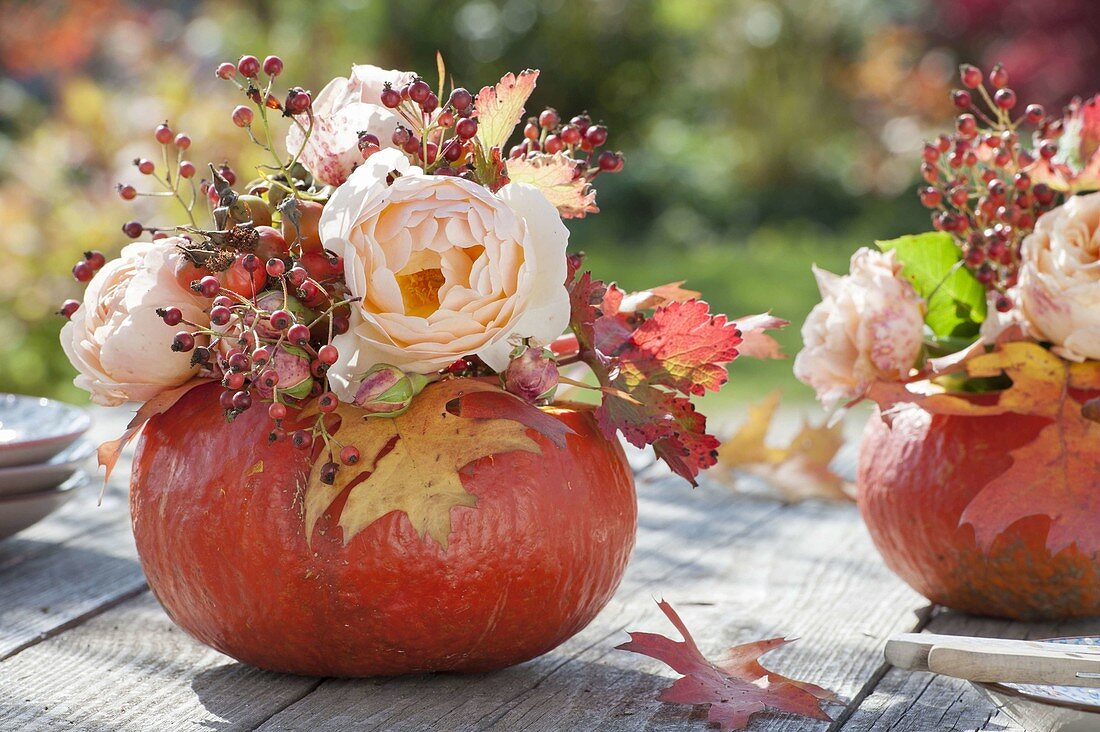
left=928, top=645, right=1100, bottom=687
left=886, top=633, right=1100, bottom=686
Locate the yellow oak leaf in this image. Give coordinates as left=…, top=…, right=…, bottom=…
left=717, top=390, right=785, bottom=466
left=303, top=380, right=543, bottom=550
left=717, top=391, right=851, bottom=503
left=868, top=342, right=1084, bottom=419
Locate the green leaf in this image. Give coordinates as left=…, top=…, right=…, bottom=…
left=877, top=231, right=987, bottom=339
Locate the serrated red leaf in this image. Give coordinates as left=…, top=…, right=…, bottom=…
left=618, top=600, right=837, bottom=731
left=594, top=386, right=718, bottom=484
left=650, top=392, right=720, bottom=484
left=619, top=300, right=743, bottom=396
left=568, top=271, right=606, bottom=347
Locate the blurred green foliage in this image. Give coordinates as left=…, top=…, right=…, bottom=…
left=0, top=0, right=964, bottom=407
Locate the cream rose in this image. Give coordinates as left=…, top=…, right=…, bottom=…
left=61, top=238, right=210, bottom=406
left=1017, top=191, right=1100, bottom=361
left=794, top=248, right=925, bottom=410
left=318, top=149, right=570, bottom=398
left=286, top=64, right=415, bottom=188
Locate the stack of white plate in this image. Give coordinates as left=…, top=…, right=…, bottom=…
left=0, top=394, right=93, bottom=541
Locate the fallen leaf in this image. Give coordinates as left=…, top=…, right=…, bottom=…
left=303, top=380, right=546, bottom=550
left=473, top=69, right=539, bottom=151
left=717, top=391, right=851, bottom=503
left=505, top=152, right=598, bottom=218
left=617, top=600, right=838, bottom=731
left=715, top=391, right=785, bottom=467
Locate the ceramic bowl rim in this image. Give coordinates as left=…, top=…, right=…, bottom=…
left=0, top=471, right=85, bottom=503
left=0, top=394, right=92, bottom=452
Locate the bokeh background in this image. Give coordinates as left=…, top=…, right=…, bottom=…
left=2, top=0, right=1098, bottom=407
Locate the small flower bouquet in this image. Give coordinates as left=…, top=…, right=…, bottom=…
left=795, top=63, right=1100, bottom=620
left=58, top=54, right=782, bottom=676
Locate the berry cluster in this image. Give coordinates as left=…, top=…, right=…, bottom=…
left=919, top=63, right=1063, bottom=310
left=516, top=109, right=623, bottom=177
left=380, top=77, right=486, bottom=176
left=60, top=55, right=620, bottom=485
left=117, top=120, right=201, bottom=235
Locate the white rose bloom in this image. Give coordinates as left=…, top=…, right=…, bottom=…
left=60, top=238, right=211, bottom=406
left=794, top=248, right=925, bottom=411
left=318, top=149, right=570, bottom=399
left=1017, top=191, right=1100, bottom=361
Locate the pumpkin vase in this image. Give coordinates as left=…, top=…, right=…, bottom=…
left=129, top=381, right=638, bottom=676
left=857, top=397, right=1100, bottom=621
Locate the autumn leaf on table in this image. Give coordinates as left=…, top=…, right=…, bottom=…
left=506, top=152, right=598, bottom=219
left=617, top=600, right=838, bottom=731
left=303, top=380, right=559, bottom=550
left=717, top=391, right=852, bottom=503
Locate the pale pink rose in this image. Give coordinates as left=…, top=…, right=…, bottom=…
left=286, top=64, right=415, bottom=188
left=1017, top=191, right=1100, bottom=361
left=60, top=238, right=210, bottom=406
left=318, top=149, right=570, bottom=398
left=794, top=248, right=925, bottom=410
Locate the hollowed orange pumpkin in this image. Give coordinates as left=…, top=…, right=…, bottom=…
left=858, top=401, right=1100, bottom=620
left=130, top=381, right=637, bottom=676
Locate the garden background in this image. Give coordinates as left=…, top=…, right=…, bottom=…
left=1, top=0, right=1096, bottom=407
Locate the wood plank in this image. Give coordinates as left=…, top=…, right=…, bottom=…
left=0, top=469, right=783, bottom=731
left=839, top=609, right=1100, bottom=731
left=1, top=437, right=928, bottom=731
left=256, top=479, right=927, bottom=731
left=0, top=480, right=146, bottom=661
left=0, top=408, right=146, bottom=660
left=0, top=593, right=319, bottom=732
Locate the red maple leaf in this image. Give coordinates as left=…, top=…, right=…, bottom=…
left=960, top=397, right=1100, bottom=555
left=568, top=271, right=606, bottom=347
left=650, top=392, right=721, bottom=481
left=567, top=271, right=782, bottom=484
left=617, top=601, right=838, bottom=731
left=619, top=300, right=743, bottom=395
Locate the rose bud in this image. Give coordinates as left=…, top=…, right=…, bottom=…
left=254, top=345, right=313, bottom=400
left=503, top=344, right=559, bottom=403
left=352, top=363, right=428, bottom=417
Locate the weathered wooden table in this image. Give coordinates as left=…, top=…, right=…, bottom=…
left=1, top=411, right=1097, bottom=731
